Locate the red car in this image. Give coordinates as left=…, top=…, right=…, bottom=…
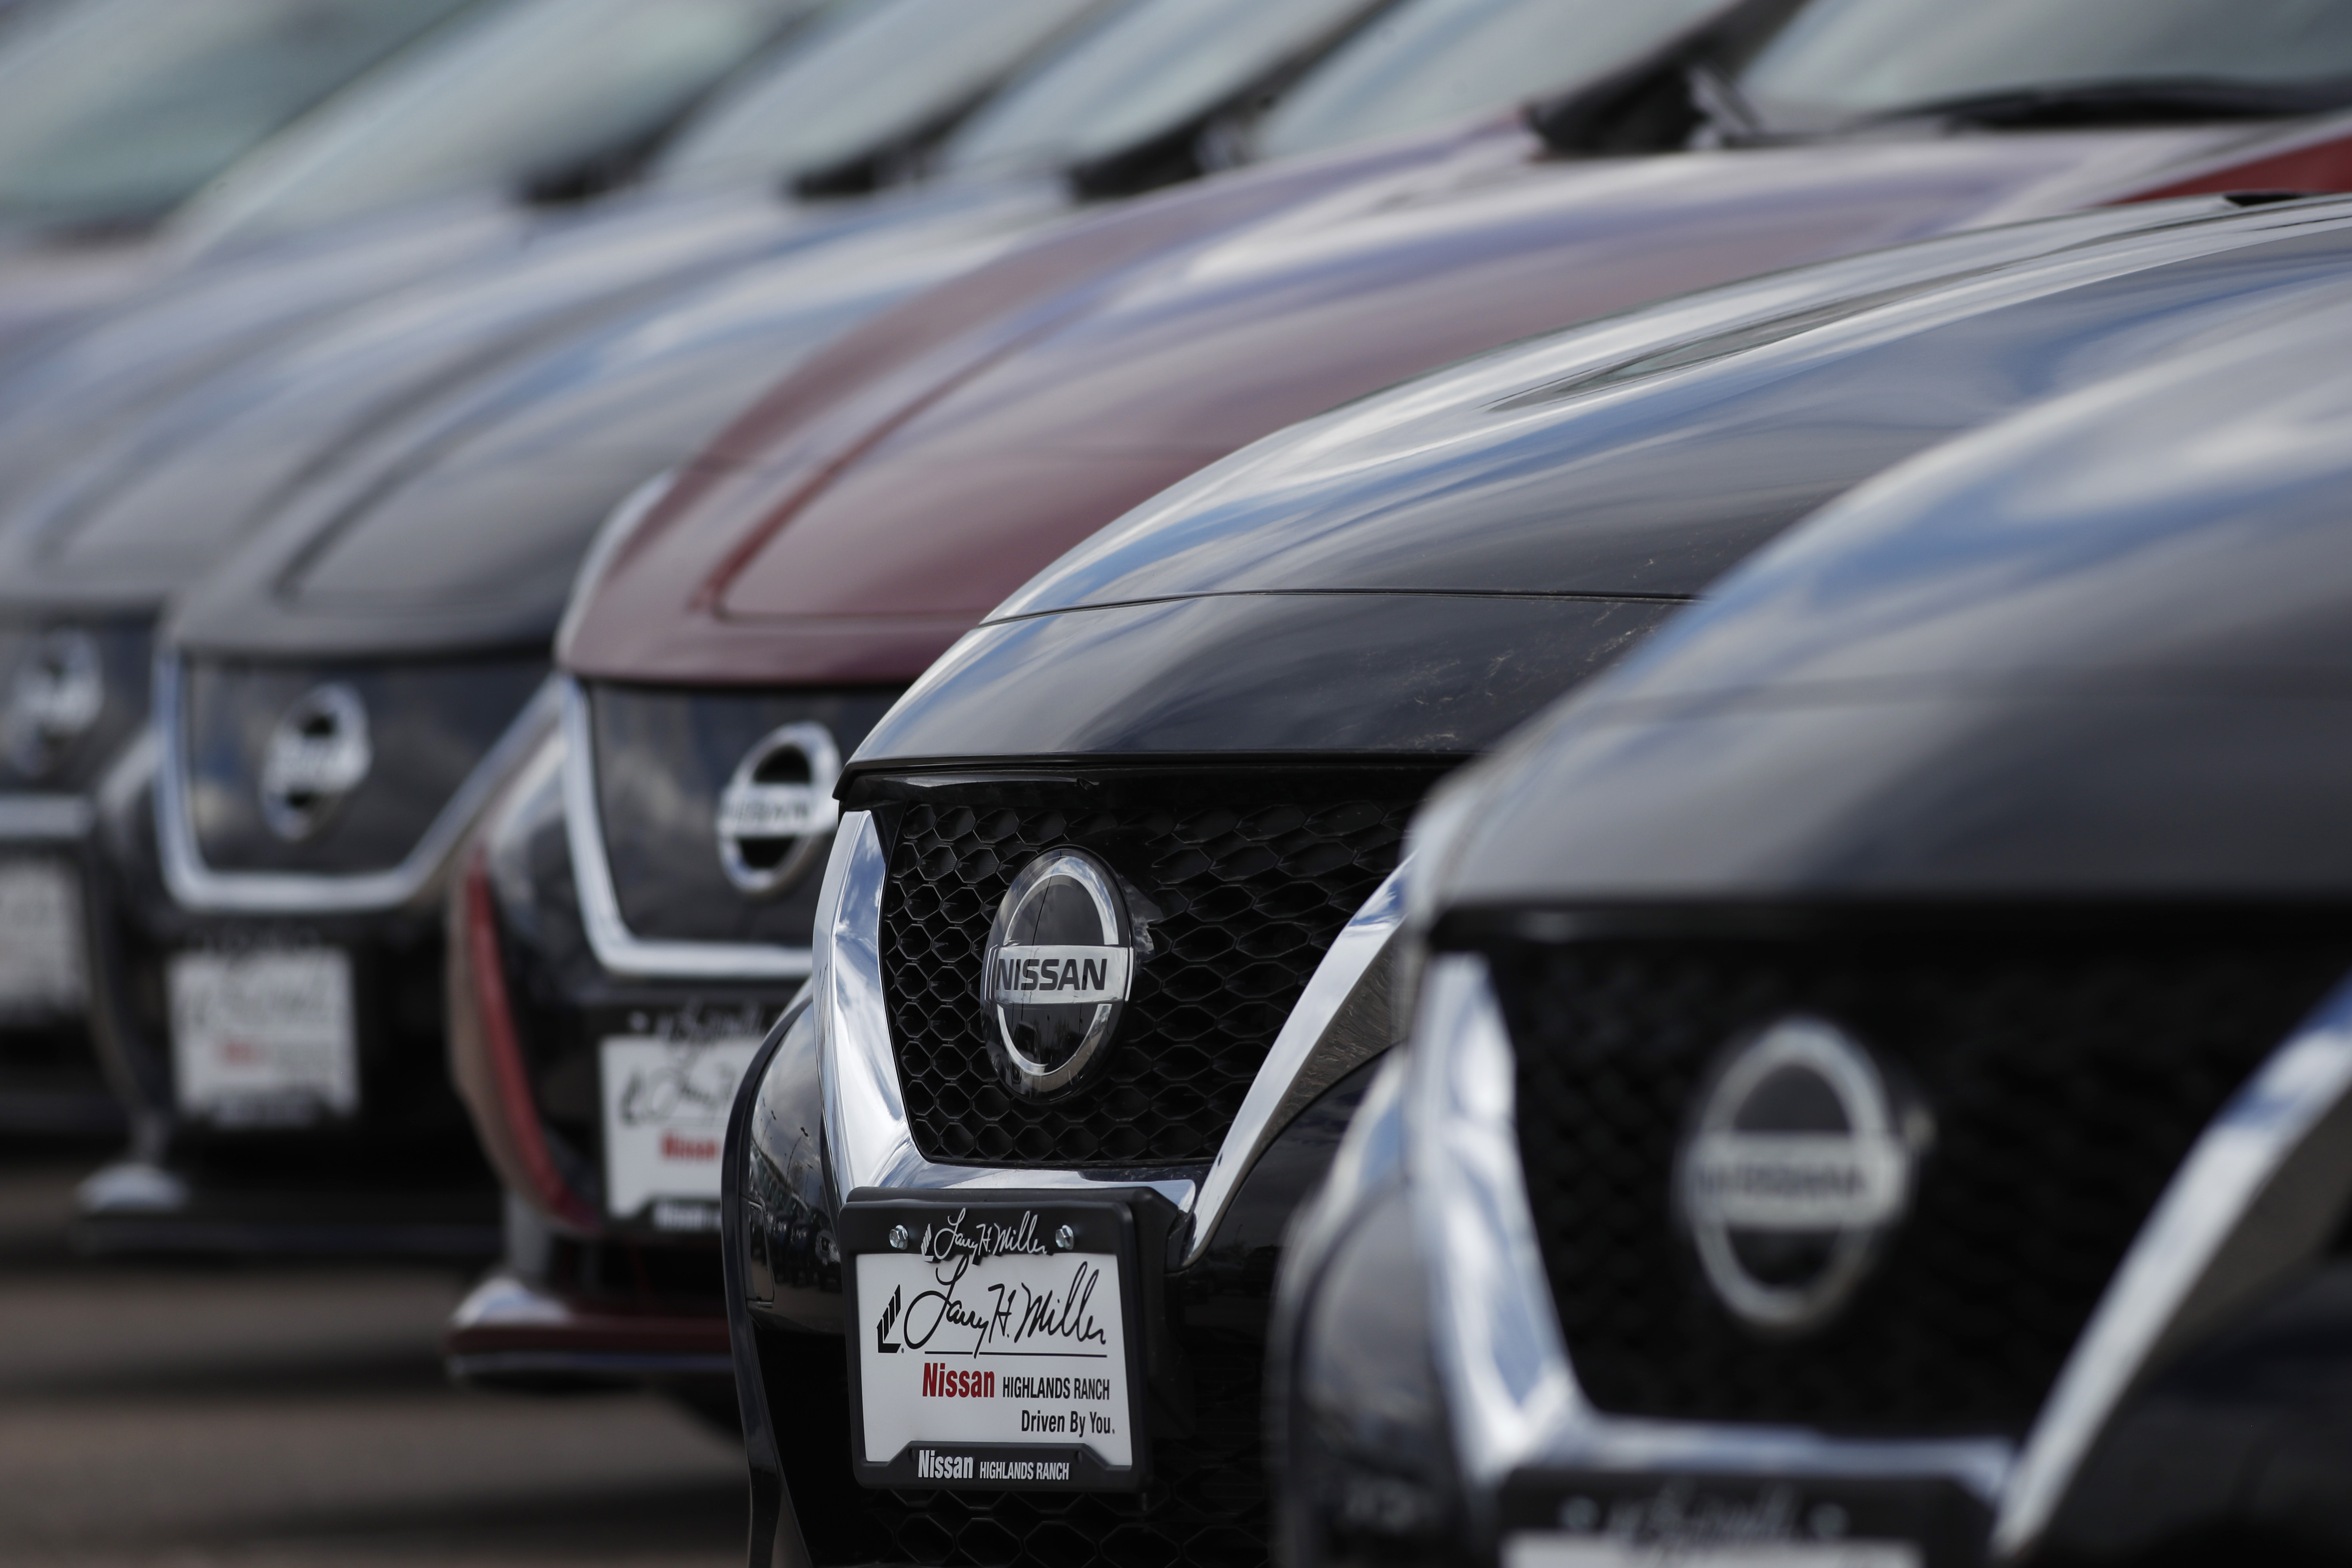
left=454, top=0, right=2352, bottom=1470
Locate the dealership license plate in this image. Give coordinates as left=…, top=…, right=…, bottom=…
left=1507, top=1538, right=1918, bottom=1568
left=1499, top=1473, right=1984, bottom=1568
left=843, top=1198, right=1145, bottom=1491
left=0, top=858, right=85, bottom=1014
left=599, top=1032, right=764, bottom=1230
left=168, top=947, right=356, bottom=1126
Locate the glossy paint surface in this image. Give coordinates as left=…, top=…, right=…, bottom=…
left=1436, top=292, right=2352, bottom=907
left=160, top=191, right=1052, bottom=659
left=561, top=105, right=2352, bottom=690
left=0, top=185, right=816, bottom=621
left=852, top=196, right=2352, bottom=767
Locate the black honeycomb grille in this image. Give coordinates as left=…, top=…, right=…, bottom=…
left=880, top=771, right=1432, bottom=1167
left=858, top=1341, right=1268, bottom=1568
left=1490, top=928, right=2352, bottom=1434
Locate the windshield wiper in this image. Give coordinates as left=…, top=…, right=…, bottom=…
left=1857, top=76, right=2350, bottom=130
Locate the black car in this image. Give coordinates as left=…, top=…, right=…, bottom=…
left=720, top=191, right=2352, bottom=1568
left=1286, top=284, right=2352, bottom=1567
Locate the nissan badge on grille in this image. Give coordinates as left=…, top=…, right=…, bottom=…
left=979, top=847, right=1142, bottom=1099
left=1675, top=1016, right=1931, bottom=1334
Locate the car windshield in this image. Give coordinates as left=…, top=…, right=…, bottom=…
left=171, top=0, right=816, bottom=245
left=1734, top=0, right=2352, bottom=130
left=655, top=0, right=1108, bottom=187
left=0, top=0, right=480, bottom=232
left=936, top=0, right=1380, bottom=177
left=1254, top=0, right=1725, bottom=161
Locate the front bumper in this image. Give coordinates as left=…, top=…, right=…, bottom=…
left=445, top=1266, right=730, bottom=1388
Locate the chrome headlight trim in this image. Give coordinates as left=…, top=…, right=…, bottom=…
left=156, top=656, right=562, bottom=916
left=1994, top=971, right=2352, bottom=1557
left=1182, top=854, right=1411, bottom=1267
left=559, top=679, right=813, bottom=980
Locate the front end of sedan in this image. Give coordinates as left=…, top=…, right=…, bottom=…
left=76, top=648, right=554, bottom=1254
left=726, top=763, right=1421, bottom=1567
left=443, top=675, right=900, bottom=1394
left=1274, top=298, right=2352, bottom=1568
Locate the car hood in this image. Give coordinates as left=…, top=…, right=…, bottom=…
left=842, top=193, right=2352, bottom=774
left=1432, top=294, right=2352, bottom=911
left=560, top=107, right=2352, bottom=690
left=0, top=192, right=539, bottom=511
left=156, top=195, right=1054, bottom=661
left=0, top=178, right=1052, bottom=625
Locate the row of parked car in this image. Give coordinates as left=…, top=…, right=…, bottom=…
left=9, top=0, right=2352, bottom=1562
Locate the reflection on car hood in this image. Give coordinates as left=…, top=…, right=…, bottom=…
left=0, top=178, right=1050, bottom=626
left=845, top=194, right=2352, bottom=769
left=1434, top=292, right=2352, bottom=909
left=560, top=106, right=2352, bottom=689
left=158, top=190, right=1056, bottom=660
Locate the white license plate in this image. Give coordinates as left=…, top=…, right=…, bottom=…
left=168, top=947, right=356, bottom=1126
left=0, top=858, right=84, bottom=1014
left=1507, top=1536, right=1920, bottom=1568
left=852, top=1204, right=1139, bottom=1488
left=598, top=1034, right=763, bottom=1228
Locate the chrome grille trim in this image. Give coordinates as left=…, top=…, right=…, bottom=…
left=1406, top=949, right=2352, bottom=1556
left=156, top=656, right=561, bottom=915
left=558, top=678, right=814, bottom=980
left=816, top=808, right=1416, bottom=1253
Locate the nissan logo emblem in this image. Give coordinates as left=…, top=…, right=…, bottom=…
left=4, top=628, right=104, bottom=780
left=259, top=683, right=372, bottom=842
left=978, top=847, right=1144, bottom=1099
left=1675, top=1016, right=1930, bottom=1335
left=713, top=721, right=840, bottom=897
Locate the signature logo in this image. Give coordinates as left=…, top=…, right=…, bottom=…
left=714, top=721, right=840, bottom=897
left=4, top=628, right=102, bottom=779
left=979, top=849, right=1140, bottom=1099
left=1676, top=1016, right=1929, bottom=1334
left=259, top=683, right=371, bottom=842
left=873, top=1208, right=1109, bottom=1359
left=1552, top=1482, right=1858, bottom=1550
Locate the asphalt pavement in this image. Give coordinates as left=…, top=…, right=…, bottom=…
left=0, top=1150, right=747, bottom=1567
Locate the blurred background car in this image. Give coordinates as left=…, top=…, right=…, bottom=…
left=0, top=0, right=487, bottom=328
left=1307, top=286, right=2352, bottom=1568
left=53, top=0, right=1508, bottom=1264
left=735, top=190, right=2352, bottom=1568
left=0, top=0, right=1095, bottom=1144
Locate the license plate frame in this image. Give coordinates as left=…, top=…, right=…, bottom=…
left=1499, top=1470, right=1987, bottom=1568
left=168, top=945, right=358, bottom=1127
left=598, top=1030, right=766, bottom=1230
left=840, top=1194, right=1152, bottom=1492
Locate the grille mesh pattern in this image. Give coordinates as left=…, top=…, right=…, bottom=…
left=880, top=774, right=1426, bottom=1167
left=858, top=1343, right=1267, bottom=1568
left=1491, top=931, right=2352, bottom=1433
